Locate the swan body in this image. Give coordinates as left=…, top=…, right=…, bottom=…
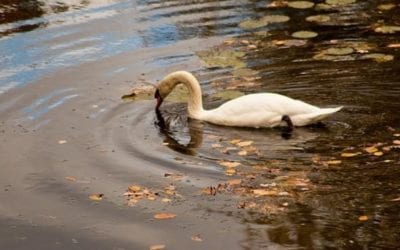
left=155, top=71, right=342, bottom=128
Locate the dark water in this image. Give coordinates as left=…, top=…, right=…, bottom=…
left=1, top=0, right=400, bottom=249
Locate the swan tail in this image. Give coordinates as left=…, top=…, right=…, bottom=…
left=292, top=106, right=343, bottom=126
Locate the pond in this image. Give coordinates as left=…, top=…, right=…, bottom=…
left=0, top=0, right=399, bottom=249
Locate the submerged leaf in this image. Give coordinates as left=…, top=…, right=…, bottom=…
left=306, top=15, right=331, bottom=23
left=326, top=0, right=356, bottom=5
left=291, top=31, right=318, bottom=39
left=374, top=25, right=400, bottom=34
left=288, top=1, right=315, bottom=9
left=361, top=53, right=394, bottom=63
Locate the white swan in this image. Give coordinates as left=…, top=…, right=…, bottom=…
left=154, top=71, right=342, bottom=128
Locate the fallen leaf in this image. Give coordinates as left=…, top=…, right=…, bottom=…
left=225, top=168, right=236, bottom=176
left=161, top=198, right=172, bottom=203
left=288, top=1, right=314, bottom=9
left=326, top=0, right=356, bottom=5
left=226, top=179, right=242, bottom=185
left=394, top=133, right=400, bottom=137
left=390, top=197, right=400, bottom=202
left=364, top=146, right=378, bottom=153
left=149, top=244, right=166, bottom=250
left=252, top=189, right=277, bottom=196
left=266, top=0, right=288, bottom=8
left=388, top=44, right=400, bottom=48
left=237, top=141, right=253, bottom=147
left=219, top=161, right=240, bottom=168
left=211, top=143, right=223, bottom=148
left=341, top=152, right=361, bottom=157
left=238, top=150, right=247, bottom=156
left=358, top=215, right=369, bottom=221
left=229, top=139, right=241, bottom=145
left=326, top=160, right=342, bottom=165
left=154, top=213, right=176, bottom=219
left=248, top=45, right=257, bottom=50
left=191, top=234, right=203, bottom=242
left=373, top=151, right=383, bottom=156
left=291, top=31, right=318, bottom=39
left=58, top=140, right=67, bottom=144
left=378, top=3, right=396, bottom=10
left=374, top=25, right=400, bottom=34
left=65, top=176, right=76, bottom=182
left=393, top=140, right=400, bottom=145
left=128, top=185, right=141, bottom=192
left=89, top=193, right=104, bottom=201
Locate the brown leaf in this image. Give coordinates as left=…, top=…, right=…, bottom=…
left=388, top=44, right=400, bottom=48
left=237, top=140, right=254, bottom=147
left=237, top=150, right=248, bottom=156
left=373, top=151, right=383, bottom=156
left=154, top=213, right=176, bottom=220
left=226, top=179, right=242, bottom=186
left=358, top=215, right=369, bottom=221
left=252, top=189, right=277, bottom=196
left=65, top=176, right=76, bottom=182
left=58, top=140, right=67, bottom=144
left=89, top=193, right=104, bottom=201
left=393, top=140, right=400, bottom=145
left=229, top=139, right=241, bottom=145
left=128, top=185, right=141, bottom=192
left=149, top=244, right=166, bottom=250
left=341, top=152, right=361, bottom=158
left=326, top=160, right=342, bottom=165
left=218, top=161, right=240, bottom=168
left=191, top=234, right=203, bottom=242
left=364, top=146, right=378, bottom=153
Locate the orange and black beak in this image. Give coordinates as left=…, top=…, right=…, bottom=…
left=154, top=89, right=163, bottom=110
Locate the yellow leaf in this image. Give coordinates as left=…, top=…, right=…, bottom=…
left=161, top=198, right=172, bottom=203
left=191, top=234, right=203, bottom=242
left=238, top=150, right=248, bottom=156
left=128, top=185, right=141, bottom=192
left=364, top=146, right=378, bottom=153
left=149, top=244, right=166, bottom=250
left=229, top=139, right=241, bottom=145
left=225, top=169, right=236, bottom=176
left=341, top=152, right=361, bottom=157
left=89, top=194, right=104, bottom=201
left=154, top=213, right=176, bottom=220
left=326, top=160, right=342, bottom=165
left=358, top=215, right=368, bottom=221
left=374, top=151, right=383, bottom=156
left=252, top=189, right=277, bottom=196
left=219, top=161, right=240, bottom=168
left=65, top=176, right=76, bottom=182
left=237, top=140, right=254, bottom=147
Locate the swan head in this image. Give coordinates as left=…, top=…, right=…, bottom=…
left=154, top=73, right=181, bottom=110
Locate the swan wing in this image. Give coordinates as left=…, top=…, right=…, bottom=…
left=201, top=93, right=341, bottom=127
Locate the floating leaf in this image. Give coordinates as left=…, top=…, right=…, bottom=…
left=219, top=161, right=240, bottom=168
left=358, top=215, right=368, bottom=221
left=89, top=193, right=104, bottom=201
left=260, top=15, right=290, bottom=23
left=128, top=185, right=142, bottom=192
left=315, top=3, right=333, bottom=10
left=364, top=146, right=378, bottom=153
left=225, top=168, right=237, bottom=176
left=211, top=90, right=244, bottom=100
left=252, top=189, right=278, bottom=196
left=306, top=15, right=331, bottom=23
left=326, top=160, right=342, bottom=165
left=374, top=151, right=383, bottom=156
left=291, top=31, right=318, bottom=39
left=374, top=25, right=400, bottom=34
left=238, top=150, right=247, bottom=156
left=377, top=3, right=396, bottom=11
left=267, top=0, right=288, bottom=8
left=65, top=176, right=76, bottom=182
left=58, top=140, right=67, bottom=144
left=191, top=234, right=203, bottom=242
left=197, top=49, right=245, bottom=69
left=288, top=1, right=315, bottom=9
left=393, top=140, right=400, bottom=145
left=361, top=53, right=394, bottom=63
left=324, top=47, right=354, bottom=55
left=154, top=213, right=176, bottom=219
left=341, top=152, right=361, bottom=157
left=237, top=141, right=254, bottom=147
left=388, top=43, right=400, bottom=48
left=326, top=0, right=356, bottom=5
left=227, top=179, right=242, bottom=185
left=150, top=244, right=166, bottom=250
left=391, top=197, right=400, bottom=202
left=239, top=19, right=269, bottom=30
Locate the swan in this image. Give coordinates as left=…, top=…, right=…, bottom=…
left=154, top=71, right=342, bottom=129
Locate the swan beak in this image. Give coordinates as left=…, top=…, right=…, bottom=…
left=154, top=89, right=163, bottom=110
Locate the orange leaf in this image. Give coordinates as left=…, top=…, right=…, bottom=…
left=219, top=161, right=240, bottom=168
left=154, top=213, right=176, bottom=220
left=341, top=152, right=361, bottom=158
left=393, top=140, right=400, bottom=145
left=128, top=185, right=141, bottom=192
left=149, top=244, right=166, bottom=250
left=252, top=189, right=277, bottom=196
left=326, top=160, right=342, bottom=165
left=65, top=176, right=76, bottom=182
left=358, top=215, right=368, bottom=221
left=226, top=179, right=242, bottom=186
left=364, top=146, right=378, bottom=153
left=191, top=234, right=203, bottom=242
left=89, top=193, right=104, bottom=201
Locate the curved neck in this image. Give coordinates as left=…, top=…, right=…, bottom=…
left=165, top=71, right=204, bottom=118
